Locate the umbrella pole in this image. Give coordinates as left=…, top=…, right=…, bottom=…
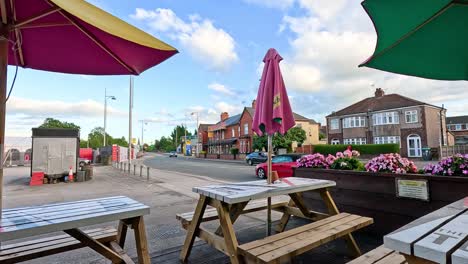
left=267, top=134, right=272, bottom=236
left=0, top=30, right=8, bottom=233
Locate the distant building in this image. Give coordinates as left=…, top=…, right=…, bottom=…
left=326, top=88, right=448, bottom=157
left=197, top=123, right=214, bottom=153
left=207, top=100, right=319, bottom=155
left=446, top=115, right=468, bottom=145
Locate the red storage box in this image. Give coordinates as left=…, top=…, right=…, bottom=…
left=30, top=171, right=44, bottom=186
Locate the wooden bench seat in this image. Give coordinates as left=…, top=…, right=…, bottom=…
left=347, top=245, right=407, bottom=264
left=238, top=213, right=373, bottom=264
left=176, top=200, right=289, bottom=229
left=0, top=227, right=117, bottom=264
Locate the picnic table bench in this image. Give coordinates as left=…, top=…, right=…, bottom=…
left=383, top=197, right=468, bottom=264
left=178, top=178, right=373, bottom=264
left=0, top=196, right=151, bottom=264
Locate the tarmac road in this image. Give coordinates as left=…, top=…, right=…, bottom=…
left=143, top=153, right=257, bottom=182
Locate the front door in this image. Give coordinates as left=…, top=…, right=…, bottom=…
left=407, top=135, right=422, bottom=157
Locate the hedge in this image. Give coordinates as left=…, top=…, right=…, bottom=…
left=312, top=144, right=400, bottom=155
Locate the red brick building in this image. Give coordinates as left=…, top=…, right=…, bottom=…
left=197, top=123, right=214, bottom=153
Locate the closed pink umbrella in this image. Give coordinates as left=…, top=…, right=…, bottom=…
left=0, top=0, right=178, bottom=217
left=253, top=48, right=295, bottom=235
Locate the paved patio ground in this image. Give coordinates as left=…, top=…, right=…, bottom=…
left=2, top=161, right=381, bottom=264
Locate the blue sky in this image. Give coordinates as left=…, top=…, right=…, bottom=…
left=6, top=0, right=468, bottom=144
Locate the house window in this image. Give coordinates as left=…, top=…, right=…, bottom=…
left=405, top=110, right=418, bottom=123
left=342, top=116, right=366, bottom=128
left=232, top=128, right=235, bottom=137
left=372, top=112, right=399, bottom=125
left=222, top=131, right=225, bottom=139
left=343, top=138, right=366, bottom=145
left=244, top=123, right=249, bottom=135
left=330, top=119, right=339, bottom=130
left=331, top=139, right=340, bottom=145
left=374, top=136, right=400, bottom=145
left=455, top=124, right=462, bottom=131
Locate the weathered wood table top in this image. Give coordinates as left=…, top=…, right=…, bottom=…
left=0, top=196, right=150, bottom=242
left=193, top=177, right=336, bottom=204
left=384, top=197, right=468, bottom=264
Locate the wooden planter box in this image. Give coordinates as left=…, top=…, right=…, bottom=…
left=294, top=168, right=468, bottom=235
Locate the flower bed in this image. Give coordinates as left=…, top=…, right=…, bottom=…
left=294, top=151, right=468, bottom=234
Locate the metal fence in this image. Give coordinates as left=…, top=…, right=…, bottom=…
left=440, top=145, right=468, bottom=159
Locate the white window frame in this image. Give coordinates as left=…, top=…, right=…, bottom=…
left=343, top=138, right=367, bottom=145
left=342, top=116, right=366, bottom=128
left=330, top=119, right=339, bottom=130
left=407, top=134, right=422, bottom=157
left=231, top=128, right=235, bottom=137
left=405, top=110, right=418, bottom=123
left=222, top=131, right=225, bottom=140
left=331, top=139, right=340, bottom=145
left=372, top=112, right=400, bottom=125
left=455, top=124, right=462, bottom=131
left=373, top=136, right=401, bottom=145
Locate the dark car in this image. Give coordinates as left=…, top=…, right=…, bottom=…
left=169, top=151, right=177, bottom=157
left=245, top=152, right=268, bottom=166
left=255, top=154, right=304, bottom=179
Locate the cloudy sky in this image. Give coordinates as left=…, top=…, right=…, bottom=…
left=6, top=0, right=468, bottom=143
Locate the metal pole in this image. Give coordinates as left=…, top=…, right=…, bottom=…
left=267, top=134, right=272, bottom=236
left=128, top=76, right=133, bottom=165
left=104, top=87, right=107, bottom=146
left=0, top=32, right=6, bottom=221
left=141, top=121, right=144, bottom=147
left=196, top=113, right=199, bottom=156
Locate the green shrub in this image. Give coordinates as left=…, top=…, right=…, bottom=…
left=230, top=148, right=239, bottom=155
left=313, top=144, right=399, bottom=155
left=330, top=157, right=364, bottom=171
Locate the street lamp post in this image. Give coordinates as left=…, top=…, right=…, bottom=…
left=103, top=87, right=116, bottom=146
left=191, top=112, right=199, bottom=156
left=140, top=120, right=147, bottom=148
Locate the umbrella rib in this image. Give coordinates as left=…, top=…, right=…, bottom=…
left=58, top=10, right=138, bottom=75
left=364, top=2, right=454, bottom=64
left=9, top=0, right=24, bottom=66
left=13, top=7, right=61, bottom=29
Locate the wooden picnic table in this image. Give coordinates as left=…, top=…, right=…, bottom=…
left=384, top=197, right=468, bottom=264
left=0, top=196, right=151, bottom=264
left=179, top=177, right=369, bottom=263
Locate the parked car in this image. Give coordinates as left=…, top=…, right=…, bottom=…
left=245, top=152, right=268, bottom=166
left=169, top=151, right=177, bottom=157
left=255, top=154, right=304, bottom=179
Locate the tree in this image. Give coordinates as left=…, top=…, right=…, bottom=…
left=159, top=136, right=175, bottom=152
left=111, top=136, right=128, bottom=147
left=194, top=129, right=198, bottom=135
left=170, top=125, right=191, bottom=145
left=87, top=127, right=109, bottom=149
left=319, top=132, right=326, bottom=140
left=39, top=118, right=80, bottom=129
left=80, top=140, right=88, bottom=148
left=252, top=127, right=307, bottom=152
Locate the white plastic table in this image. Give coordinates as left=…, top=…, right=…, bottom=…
left=180, top=178, right=362, bottom=263
left=0, top=196, right=151, bottom=263
left=384, top=197, right=468, bottom=264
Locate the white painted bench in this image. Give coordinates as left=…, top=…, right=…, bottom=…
left=0, top=196, right=151, bottom=264
left=384, top=197, right=468, bottom=264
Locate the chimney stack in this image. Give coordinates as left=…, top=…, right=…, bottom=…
left=221, top=112, right=229, bottom=121
left=375, top=88, right=385, bottom=97
left=252, top=99, right=257, bottom=109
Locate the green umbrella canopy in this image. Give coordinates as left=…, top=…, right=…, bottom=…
left=360, top=0, right=468, bottom=80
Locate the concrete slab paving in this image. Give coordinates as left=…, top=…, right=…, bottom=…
left=2, top=158, right=380, bottom=264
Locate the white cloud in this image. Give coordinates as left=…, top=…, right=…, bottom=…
left=208, top=82, right=235, bottom=96
left=7, top=96, right=126, bottom=118
left=275, top=1, right=468, bottom=118
left=131, top=8, right=238, bottom=71
left=243, top=0, right=294, bottom=10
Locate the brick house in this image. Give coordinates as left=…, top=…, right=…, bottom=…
left=326, top=88, right=448, bottom=157
left=207, top=112, right=242, bottom=155
left=197, top=123, right=214, bottom=153
left=446, top=115, right=468, bottom=145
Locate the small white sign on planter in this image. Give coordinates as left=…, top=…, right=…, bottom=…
left=395, top=178, right=429, bottom=201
